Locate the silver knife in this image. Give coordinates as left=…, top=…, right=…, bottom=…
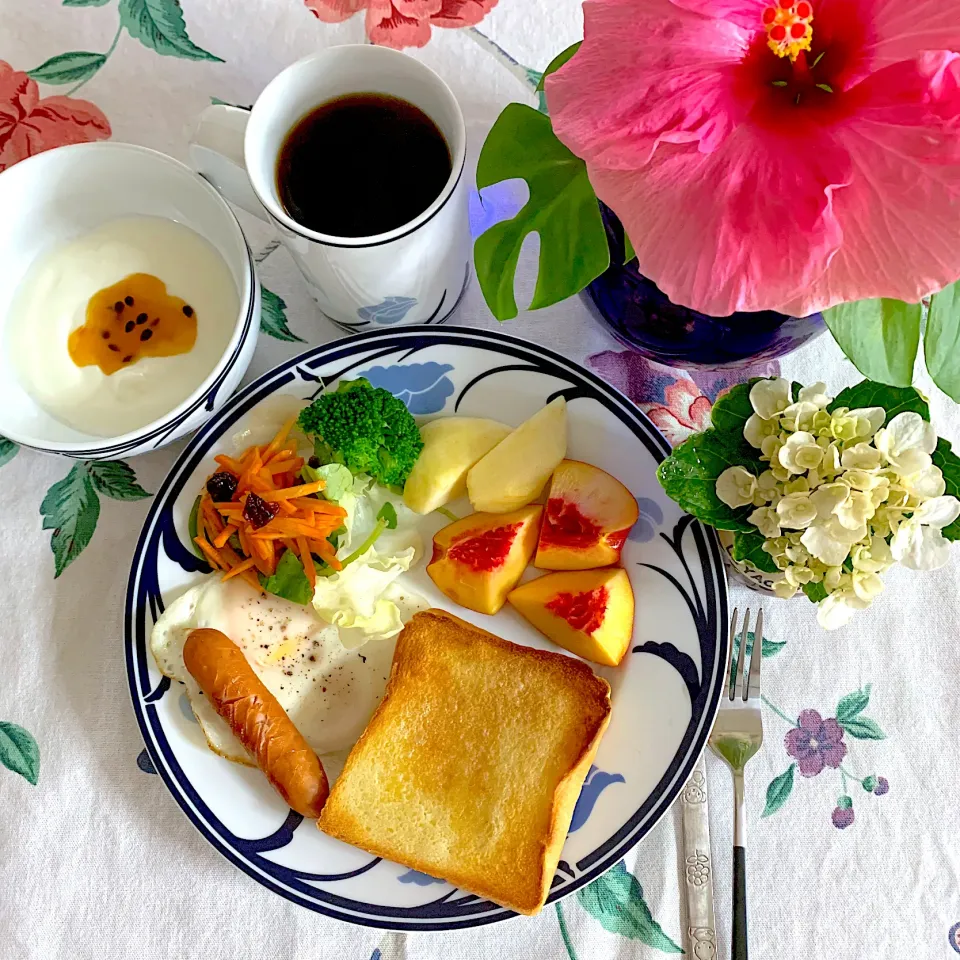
left=679, top=755, right=719, bottom=960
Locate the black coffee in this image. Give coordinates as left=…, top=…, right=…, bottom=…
left=277, top=93, right=452, bottom=238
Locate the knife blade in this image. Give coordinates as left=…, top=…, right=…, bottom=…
left=678, top=755, right=719, bottom=960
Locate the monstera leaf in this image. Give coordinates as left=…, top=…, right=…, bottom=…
left=474, top=103, right=609, bottom=321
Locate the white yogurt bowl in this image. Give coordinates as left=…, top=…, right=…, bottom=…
left=0, top=142, right=260, bottom=460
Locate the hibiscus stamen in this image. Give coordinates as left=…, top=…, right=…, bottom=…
left=762, top=0, right=813, bottom=61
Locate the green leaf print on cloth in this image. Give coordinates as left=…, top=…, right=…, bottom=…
left=27, top=51, right=107, bottom=85
left=0, top=721, right=40, bottom=785
left=119, top=0, right=223, bottom=61
left=41, top=460, right=151, bottom=577
left=760, top=663, right=890, bottom=831
left=576, top=861, right=683, bottom=953
left=0, top=436, right=18, bottom=468
left=260, top=286, right=305, bottom=343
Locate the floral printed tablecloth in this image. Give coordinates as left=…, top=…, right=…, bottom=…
left=2, top=2, right=960, bottom=959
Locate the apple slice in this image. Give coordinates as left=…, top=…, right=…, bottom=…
left=403, top=417, right=511, bottom=514
left=466, top=397, right=567, bottom=513
left=535, top=460, right=639, bottom=570
left=427, top=505, right=543, bottom=615
left=508, top=568, right=635, bottom=667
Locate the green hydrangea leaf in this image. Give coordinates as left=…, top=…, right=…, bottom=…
left=260, top=285, right=304, bottom=343
left=0, top=436, right=18, bottom=468
left=802, top=581, right=828, bottom=603
left=27, top=51, right=106, bottom=84
left=710, top=380, right=761, bottom=439
left=535, top=42, right=581, bottom=92
left=87, top=460, right=151, bottom=501
left=829, top=380, right=929, bottom=422
left=732, top=529, right=779, bottom=573
left=823, top=300, right=921, bottom=388
left=0, top=722, right=40, bottom=785
left=656, top=430, right=762, bottom=531
left=925, top=281, right=960, bottom=401
left=119, top=0, right=223, bottom=61
left=474, top=103, right=608, bottom=321
left=40, top=463, right=101, bottom=578
left=576, top=861, right=683, bottom=953
left=932, top=439, right=960, bottom=541
left=761, top=764, right=795, bottom=817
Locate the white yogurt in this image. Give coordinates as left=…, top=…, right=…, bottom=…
left=6, top=216, right=239, bottom=437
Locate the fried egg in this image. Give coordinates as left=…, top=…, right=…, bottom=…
left=150, top=576, right=396, bottom=778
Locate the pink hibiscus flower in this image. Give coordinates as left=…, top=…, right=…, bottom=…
left=0, top=61, right=110, bottom=172
left=546, top=0, right=960, bottom=318
left=305, top=0, right=497, bottom=48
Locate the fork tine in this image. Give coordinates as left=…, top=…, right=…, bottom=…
left=746, top=607, right=763, bottom=701
left=733, top=608, right=751, bottom=701
left=727, top=607, right=739, bottom=700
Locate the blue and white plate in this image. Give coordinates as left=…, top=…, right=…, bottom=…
left=125, top=326, right=728, bottom=931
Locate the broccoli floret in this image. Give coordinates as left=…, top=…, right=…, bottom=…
left=297, top=378, right=423, bottom=489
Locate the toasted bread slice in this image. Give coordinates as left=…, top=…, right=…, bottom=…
left=318, top=609, right=612, bottom=915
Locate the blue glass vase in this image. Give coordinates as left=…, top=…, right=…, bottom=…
left=586, top=205, right=826, bottom=369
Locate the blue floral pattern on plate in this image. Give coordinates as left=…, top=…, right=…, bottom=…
left=569, top=766, right=626, bottom=833
left=630, top=497, right=664, bottom=543
left=363, top=362, right=455, bottom=414
left=357, top=296, right=418, bottom=325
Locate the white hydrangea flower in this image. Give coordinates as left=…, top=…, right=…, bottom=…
left=749, top=505, right=781, bottom=539
left=852, top=569, right=884, bottom=602
left=875, top=412, right=937, bottom=475
left=835, top=490, right=876, bottom=530
left=773, top=579, right=799, bottom=600
left=777, top=493, right=818, bottom=529
left=847, top=407, right=886, bottom=438
left=841, top=443, right=882, bottom=472
left=801, top=517, right=866, bottom=566
left=817, top=588, right=872, bottom=630
left=715, top=466, right=757, bottom=508
left=778, top=431, right=824, bottom=474
left=797, top=382, right=832, bottom=409
left=780, top=401, right=820, bottom=432
left=749, top=377, right=791, bottom=420
left=850, top=536, right=894, bottom=574
left=830, top=411, right=861, bottom=442
left=784, top=564, right=816, bottom=587
left=810, top=482, right=850, bottom=520
left=901, top=464, right=946, bottom=500
left=744, top=413, right=778, bottom=449
left=890, top=495, right=960, bottom=570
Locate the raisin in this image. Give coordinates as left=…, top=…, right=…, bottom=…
left=243, top=491, right=278, bottom=529
left=205, top=471, right=238, bottom=502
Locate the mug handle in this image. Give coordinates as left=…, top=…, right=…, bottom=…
left=188, top=104, right=269, bottom=222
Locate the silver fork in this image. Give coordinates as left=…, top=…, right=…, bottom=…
left=708, top=607, right=764, bottom=960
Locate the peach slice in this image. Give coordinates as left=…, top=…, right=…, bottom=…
left=508, top=568, right=635, bottom=667
left=427, top=505, right=543, bottom=615
left=535, top=460, right=639, bottom=570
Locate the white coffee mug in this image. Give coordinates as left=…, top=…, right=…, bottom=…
left=189, top=46, right=470, bottom=332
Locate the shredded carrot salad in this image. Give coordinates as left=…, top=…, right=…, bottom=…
left=194, top=414, right=346, bottom=591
